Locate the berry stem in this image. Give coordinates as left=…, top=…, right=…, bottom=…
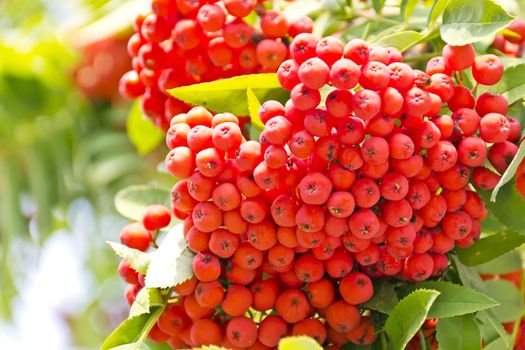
left=470, top=82, right=479, bottom=94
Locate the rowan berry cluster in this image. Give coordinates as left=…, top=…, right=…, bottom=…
left=154, top=106, right=376, bottom=349
left=118, top=0, right=313, bottom=129
left=492, top=19, right=525, bottom=58
left=116, top=33, right=523, bottom=349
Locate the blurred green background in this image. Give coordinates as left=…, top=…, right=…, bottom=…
left=0, top=0, right=171, bottom=348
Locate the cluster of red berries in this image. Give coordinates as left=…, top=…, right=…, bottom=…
left=118, top=0, right=313, bottom=130
left=162, top=106, right=377, bottom=349
left=492, top=19, right=525, bottom=57
left=118, top=205, right=172, bottom=305
left=115, top=33, right=523, bottom=349
left=272, top=34, right=521, bottom=277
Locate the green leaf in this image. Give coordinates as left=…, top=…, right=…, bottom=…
left=110, top=342, right=151, bottom=350
left=384, top=289, right=440, bottom=350
left=372, top=0, right=386, bottom=14
left=478, top=182, right=525, bottom=235
left=127, top=99, right=164, bottom=156
left=114, top=185, right=171, bottom=221
left=483, top=336, right=511, bottom=350
left=476, top=251, right=523, bottom=275
left=481, top=64, right=525, bottom=106
left=403, top=281, right=498, bottom=318
left=456, top=230, right=525, bottom=266
left=145, top=225, right=195, bottom=289
left=477, top=310, right=512, bottom=348
left=101, top=307, right=163, bottom=350
left=435, top=315, right=481, bottom=350
left=167, top=74, right=286, bottom=116
left=129, top=288, right=163, bottom=318
left=247, top=88, right=264, bottom=130
left=372, top=31, right=425, bottom=52
left=278, top=336, right=323, bottom=350
left=441, top=0, right=515, bottom=45
left=428, top=0, right=451, bottom=28
left=482, top=279, right=524, bottom=323
left=363, top=280, right=399, bottom=314
left=107, top=242, right=151, bottom=274
left=452, top=255, right=486, bottom=291
left=454, top=258, right=511, bottom=348
left=400, top=0, right=419, bottom=24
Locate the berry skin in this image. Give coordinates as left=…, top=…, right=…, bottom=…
left=120, top=223, right=152, bottom=251
left=246, top=220, right=277, bottom=251
left=457, top=136, right=487, bottom=167
left=343, top=38, right=369, bottom=65
left=325, top=300, right=361, bottom=333
left=340, top=272, right=374, bottom=305
left=427, top=141, right=458, bottom=172
left=195, top=148, right=225, bottom=177
left=190, top=319, right=223, bottom=346
left=361, top=137, right=389, bottom=165
left=306, top=278, right=335, bottom=309
left=275, top=289, right=310, bottom=323
left=212, top=122, right=243, bottom=151
left=291, top=83, right=321, bottom=111
left=404, top=253, right=434, bottom=281
left=142, top=204, right=171, bottom=231
left=292, top=318, right=327, bottom=344
left=118, top=259, right=139, bottom=284
left=472, top=54, right=504, bottom=85
left=195, top=280, right=224, bottom=308
left=388, top=62, right=415, bottom=92
left=480, top=113, right=510, bottom=143
left=260, top=10, right=288, bottom=38
left=290, top=33, right=320, bottom=65
left=256, top=39, right=288, bottom=70
left=346, top=316, right=377, bottom=345
left=294, top=253, right=325, bottom=282
left=360, top=61, right=390, bottom=90
left=298, top=57, right=330, bottom=89
left=404, top=87, right=431, bottom=116
left=442, top=211, right=473, bottom=240
left=165, top=147, right=195, bottom=179
left=271, top=194, right=299, bottom=227
left=258, top=316, right=288, bottom=348
left=327, top=191, right=355, bottom=218
left=212, top=182, right=241, bottom=211
left=348, top=209, right=380, bottom=239
left=278, top=59, right=300, bottom=90
left=442, top=44, right=475, bottom=71
left=197, top=4, right=225, bottom=32
left=193, top=253, right=221, bottom=282
left=352, top=89, right=381, bottom=120
left=380, top=172, right=409, bottom=201
left=208, top=229, right=239, bottom=258
left=452, top=108, right=481, bottom=137
left=226, top=316, right=258, bottom=348
left=298, top=172, right=333, bottom=205
left=330, top=59, right=360, bottom=90
left=448, top=85, right=475, bottom=111
left=389, top=133, right=415, bottom=160
left=476, top=92, right=509, bottom=116
left=192, top=202, right=222, bottom=232
left=489, top=141, right=518, bottom=174
left=316, top=36, right=344, bottom=65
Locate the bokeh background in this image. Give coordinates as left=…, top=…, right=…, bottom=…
left=0, top=1, right=172, bottom=349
